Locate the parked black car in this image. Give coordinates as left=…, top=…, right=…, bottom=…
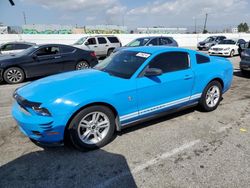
left=113, top=36, right=178, bottom=53
left=0, top=44, right=98, bottom=84
left=197, top=36, right=226, bottom=50
left=240, top=45, right=250, bottom=74
left=0, top=42, right=35, bottom=55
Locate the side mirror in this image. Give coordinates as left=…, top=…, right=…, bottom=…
left=32, top=54, right=37, bottom=59
left=144, top=68, right=162, bottom=77
left=85, top=41, right=89, bottom=45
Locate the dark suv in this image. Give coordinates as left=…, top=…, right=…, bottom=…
left=113, top=36, right=178, bottom=53
left=240, top=42, right=250, bottom=74
left=197, top=36, right=226, bottom=50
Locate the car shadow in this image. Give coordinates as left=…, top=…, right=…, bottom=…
left=0, top=147, right=137, bottom=188
left=119, top=107, right=196, bottom=135
left=233, top=70, right=250, bottom=79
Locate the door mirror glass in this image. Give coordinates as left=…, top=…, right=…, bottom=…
left=85, top=41, right=89, bottom=45
left=144, top=68, right=162, bottom=77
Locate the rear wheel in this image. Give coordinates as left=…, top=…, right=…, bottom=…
left=199, top=81, right=222, bottom=112
left=107, top=49, right=114, bottom=57
left=3, top=67, right=25, bottom=84
left=68, top=105, right=115, bottom=150
left=75, top=61, right=89, bottom=70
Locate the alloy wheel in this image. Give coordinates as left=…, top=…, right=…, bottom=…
left=77, top=112, right=110, bottom=144
left=205, top=85, right=220, bottom=108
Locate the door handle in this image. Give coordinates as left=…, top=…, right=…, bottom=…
left=105, top=45, right=109, bottom=47
left=54, top=56, right=61, bottom=59
left=184, top=75, right=193, bottom=80
left=94, top=46, right=98, bottom=48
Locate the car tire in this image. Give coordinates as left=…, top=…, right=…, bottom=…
left=68, top=105, right=116, bottom=151
left=198, top=47, right=202, bottom=51
left=75, top=61, right=90, bottom=70
left=199, top=81, right=222, bottom=112
left=3, top=67, right=25, bottom=84
left=230, top=50, right=235, bottom=57
left=107, top=49, right=114, bottom=57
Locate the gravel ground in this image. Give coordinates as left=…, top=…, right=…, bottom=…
left=0, top=53, right=250, bottom=188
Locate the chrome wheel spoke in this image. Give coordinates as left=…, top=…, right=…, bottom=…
left=81, top=130, right=92, bottom=141
left=98, top=120, right=109, bottom=128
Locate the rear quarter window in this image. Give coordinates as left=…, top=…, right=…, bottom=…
left=107, top=37, right=120, bottom=43
left=61, top=46, right=75, bottom=53
left=196, top=54, right=210, bottom=64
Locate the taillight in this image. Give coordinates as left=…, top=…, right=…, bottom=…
left=90, top=52, right=96, bottom=57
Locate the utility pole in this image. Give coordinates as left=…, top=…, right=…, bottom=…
left=203, top=13, right=208, bottom=33
left=23, top=11, right=27, bottom=25
left=9, top=0, right=15, bottom=6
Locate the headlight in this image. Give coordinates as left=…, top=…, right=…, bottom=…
left=32, top=106, right=51, bottom=116
left=223, top=48, right=230, bottom=51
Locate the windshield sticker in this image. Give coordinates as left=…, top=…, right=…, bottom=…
left=136, top=52, right=151, bottom=58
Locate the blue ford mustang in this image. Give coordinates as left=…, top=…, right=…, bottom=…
left=12, top=47, right=233, bottom=150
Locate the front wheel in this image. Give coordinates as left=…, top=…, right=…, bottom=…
left=3, top=67, right=25, bottom=84
left=230, top=50, right=235, bottom=57
left=199, top=81, right=222, bottom=112
left=68, top=105, right=115, bottom=150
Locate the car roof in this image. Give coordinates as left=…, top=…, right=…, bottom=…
left=122, top=46, right=188, bottom=55
left=36, top=44, right=73, bottom=47
left=135, top=36, right=172, bottom=40
left=3, top=41, right=36, bottom=45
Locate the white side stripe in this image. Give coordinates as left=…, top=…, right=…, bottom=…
left=120, top=93, right=202, bottom=121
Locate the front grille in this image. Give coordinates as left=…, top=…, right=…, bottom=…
left=212, top=48, right=223, bottom=51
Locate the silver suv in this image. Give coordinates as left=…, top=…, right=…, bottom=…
left=73, top=35, right=121, bottom=58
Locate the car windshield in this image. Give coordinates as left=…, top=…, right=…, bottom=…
left=219, top=40, right=236, bottom=45
left=74, top=37, right=87, bottom=45
left=94, top=51, right=150, bottom=79
left=13, top=45, right=38, bottom=56
left=126, top=38, right=151, bottom=47
left=204, top=37, right=215, bottom=43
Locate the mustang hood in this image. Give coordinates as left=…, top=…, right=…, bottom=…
left=17, top=69, right=120, bottom=103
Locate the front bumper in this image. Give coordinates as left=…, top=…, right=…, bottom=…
left=197, top=45, right=209, bottom=50
left=240, top=60, right=250, bottom=71
left=208, top=50, right=230, bottom=56
left=12, top=102, right=66, bottom=143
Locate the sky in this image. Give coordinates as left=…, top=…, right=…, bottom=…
left=1, top=0, right=250, bottom=31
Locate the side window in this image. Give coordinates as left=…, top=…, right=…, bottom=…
left=148, top=52, right=189, bottom=74
left=61, top=46, right=75, bottom=53
left=15, top=44, right=31, bottom=50
left=1, top=44, right=14, bottom=51
left=196, top=54, right=210, bottom=64
left=36, top=46, right=60, bottom=56
left=107, top=37, right=119, bottom=43
left=97, top=37, right=107, bottom=44
left=159, top=38, right=173, bottom=45
left=147, top=38, right=158, bottom=46
left=238, top=39, right=246, bottom=44
left=87, top=38, right=96, bottom=45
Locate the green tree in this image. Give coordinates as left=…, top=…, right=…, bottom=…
left=238, top=22, right=249, bottom=32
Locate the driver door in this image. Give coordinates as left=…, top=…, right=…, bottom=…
left=24, top=46, right=63, bottom=77
left=136, top=51, right=194, bottom=118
